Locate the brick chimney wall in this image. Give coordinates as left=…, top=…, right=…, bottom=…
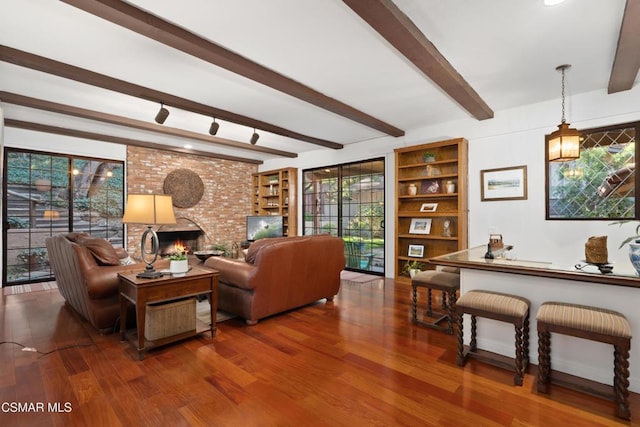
left=126, top=146, right=257, bottom=257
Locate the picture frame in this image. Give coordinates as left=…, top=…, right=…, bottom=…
left=409, top=218, right=432, bottom=234
left=408, top=244, right=424, bottom=258
left=419, top=203, right=438, bottom=212
left=480, top=165, right=528, bottom=201
left=420, top=179, right=440, bottom=194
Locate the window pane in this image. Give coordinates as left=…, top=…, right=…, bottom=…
left=548, top=122, right=637, bottom=219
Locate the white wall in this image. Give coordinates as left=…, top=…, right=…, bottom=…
left=262, top=85, right=640, bottom=276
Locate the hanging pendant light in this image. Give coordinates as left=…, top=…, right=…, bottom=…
left=548, top=64, right=580, bottom=162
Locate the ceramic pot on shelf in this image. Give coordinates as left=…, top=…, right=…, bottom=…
left=407, top=183, right=417, bottom=196
left=628, top=242, right=640, bottom=275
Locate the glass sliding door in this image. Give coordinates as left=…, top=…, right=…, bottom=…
left=303, top=158, right=384, bottom=275
left=3, top=148, right=124, bottom=286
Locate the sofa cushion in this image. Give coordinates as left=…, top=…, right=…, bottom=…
left=77, top=238, right=120, bottom=266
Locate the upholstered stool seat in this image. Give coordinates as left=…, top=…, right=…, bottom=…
left=537, top=302, right=632, bottom=420
left=411, top=267, right=460, bottom=334
left=456, top=290, right=530, bottom=386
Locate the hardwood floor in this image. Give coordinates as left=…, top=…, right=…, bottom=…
left=1, top=278, right=637, bottom=426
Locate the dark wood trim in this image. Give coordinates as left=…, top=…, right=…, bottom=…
left=608, top=0, right=640, bottom=93
left=0, top=91, right=296, bottom=158
left=4, top=119, right=263, bottom=165
left=343, top=0, right=493, bottom=121
left=60, top=0, right=404, bottom=137
left=0, top=45, right=342, bottom=150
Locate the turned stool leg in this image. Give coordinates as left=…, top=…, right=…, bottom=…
left=442, top=291, right=447, bottom=309
left=613, top=342, right=631, bottom=420
left=426, top=288, right=433, bottom=317
left=456, top=311, right=465, bottom=366
left=522, top=315, right=530, bottom=366
left=514, top=322, right=524, bottom=386
left=537, top=328, right=551, bottom=393
left=469, top=315, right=477, bottom=352
left=445, top=290, right=457, bottom=335
left=411, top=285, right=418, bottom=322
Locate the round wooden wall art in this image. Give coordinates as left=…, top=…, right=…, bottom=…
left=163, top=169, right=204, bottom=208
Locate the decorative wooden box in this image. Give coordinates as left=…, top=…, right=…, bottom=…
left=144, top=297, right=196, bottom=341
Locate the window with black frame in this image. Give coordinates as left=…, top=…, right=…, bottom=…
left=3, top=148, right=124, bottom=285
left=546, top=121, right=638, bottom=220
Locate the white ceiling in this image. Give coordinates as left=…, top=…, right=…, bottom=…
left=0, top=0, right=634, bottom=163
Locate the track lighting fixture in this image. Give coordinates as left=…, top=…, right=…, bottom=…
left=154, top=102, right=169, bottom=124
left=209, top=118, right=220, bottom=135
left=250, top=128, right=259, bottom=145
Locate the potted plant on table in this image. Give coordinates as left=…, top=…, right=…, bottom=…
left=169, top=250, right=189, bottom=275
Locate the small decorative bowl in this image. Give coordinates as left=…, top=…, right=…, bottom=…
left=193, top=250, right=223, bottom=261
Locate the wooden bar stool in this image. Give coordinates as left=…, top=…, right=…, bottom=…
left=537, top=302, right=632, bottom=420
left=411, top=267, right=460, bottom=334
left=456, top=290, right=530, bottom=386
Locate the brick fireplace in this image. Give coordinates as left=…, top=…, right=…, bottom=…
left=125, top=146, right=256, bottom=259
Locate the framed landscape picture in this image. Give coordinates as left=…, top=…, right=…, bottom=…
left=480, top=165, right=527, bottom=201
left=408, top=244, right=424, bottom=258
left=420, top=203, right=438, bottom=212
left=409, top=218, right=432, bottom=234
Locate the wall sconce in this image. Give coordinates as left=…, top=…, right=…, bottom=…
left=155, top=102, right=170, bottom=124
left=209, top=118, right=220, bottom=135
left=250, top=128, right=259, bottom=145
left=548, top=65, right=580, bottom=162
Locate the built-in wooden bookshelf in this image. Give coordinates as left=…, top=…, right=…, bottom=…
left=394, top=138, right=468, bottom=282
left=251, top=167, right=298, bottom=237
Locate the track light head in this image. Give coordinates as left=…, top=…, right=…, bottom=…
left=250, top=129, right=259, bottom=145
left=209, top=119, right=219, bottom=136
left=155, top=103, right=169, bottom=124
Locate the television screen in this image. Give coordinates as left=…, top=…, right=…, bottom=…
left=246, top=215, right=284, bottom=241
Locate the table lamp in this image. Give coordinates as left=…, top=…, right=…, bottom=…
left=122, top=194, right=177, bottom=278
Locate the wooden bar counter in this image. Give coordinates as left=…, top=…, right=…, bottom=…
left=431, top=246, right=640, bottom=392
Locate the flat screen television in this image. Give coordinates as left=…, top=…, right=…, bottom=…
left=246, top=215, right=284, bottom=241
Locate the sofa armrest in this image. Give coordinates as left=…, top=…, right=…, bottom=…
left=84, top=264, right=149, bottom=299
left=204, top=257, right=257, bottom=290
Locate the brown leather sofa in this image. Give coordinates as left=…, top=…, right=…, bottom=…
left=46, top=233, right=166, bottom=333
left=204, top=235, right=346, bottom=325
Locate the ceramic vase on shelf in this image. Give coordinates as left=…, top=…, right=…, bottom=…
left=407, top=183, right=417, bottom=196
left=628, top=242, right=640, bottom=275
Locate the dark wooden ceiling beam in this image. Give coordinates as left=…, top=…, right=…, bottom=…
left=4, top=119, right=263, bottom=164
left=60, top=0, right=404, bottom=137
left=0, top=91, right=297, bottom=158
left=0, top=45, right=342, bottom=150
left=343, top=0, right=493, bottom=121
left=608, top=0, right=640, bottom=94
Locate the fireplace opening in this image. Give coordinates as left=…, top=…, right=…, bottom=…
left=156, top=217, right=205, bottom=257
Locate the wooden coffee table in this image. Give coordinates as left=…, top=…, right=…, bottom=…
left=118, top=265, right=219, bottom=360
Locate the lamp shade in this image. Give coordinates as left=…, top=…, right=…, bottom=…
left=121, top=194, right=177, bottom=225
left=548, top=122, right=581, bottom=162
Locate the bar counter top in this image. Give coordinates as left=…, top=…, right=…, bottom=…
left=430, top=245, right=640, bottom=289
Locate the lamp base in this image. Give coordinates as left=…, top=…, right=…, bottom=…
left=136, top=270, right=163, bottom=279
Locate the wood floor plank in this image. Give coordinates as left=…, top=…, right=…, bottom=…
left=1, top=279, right=639, bottom=426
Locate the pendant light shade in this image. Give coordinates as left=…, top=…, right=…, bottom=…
left=548, top=122, right=581, bottom=161
left=548, top=65, right=580, bottom=162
